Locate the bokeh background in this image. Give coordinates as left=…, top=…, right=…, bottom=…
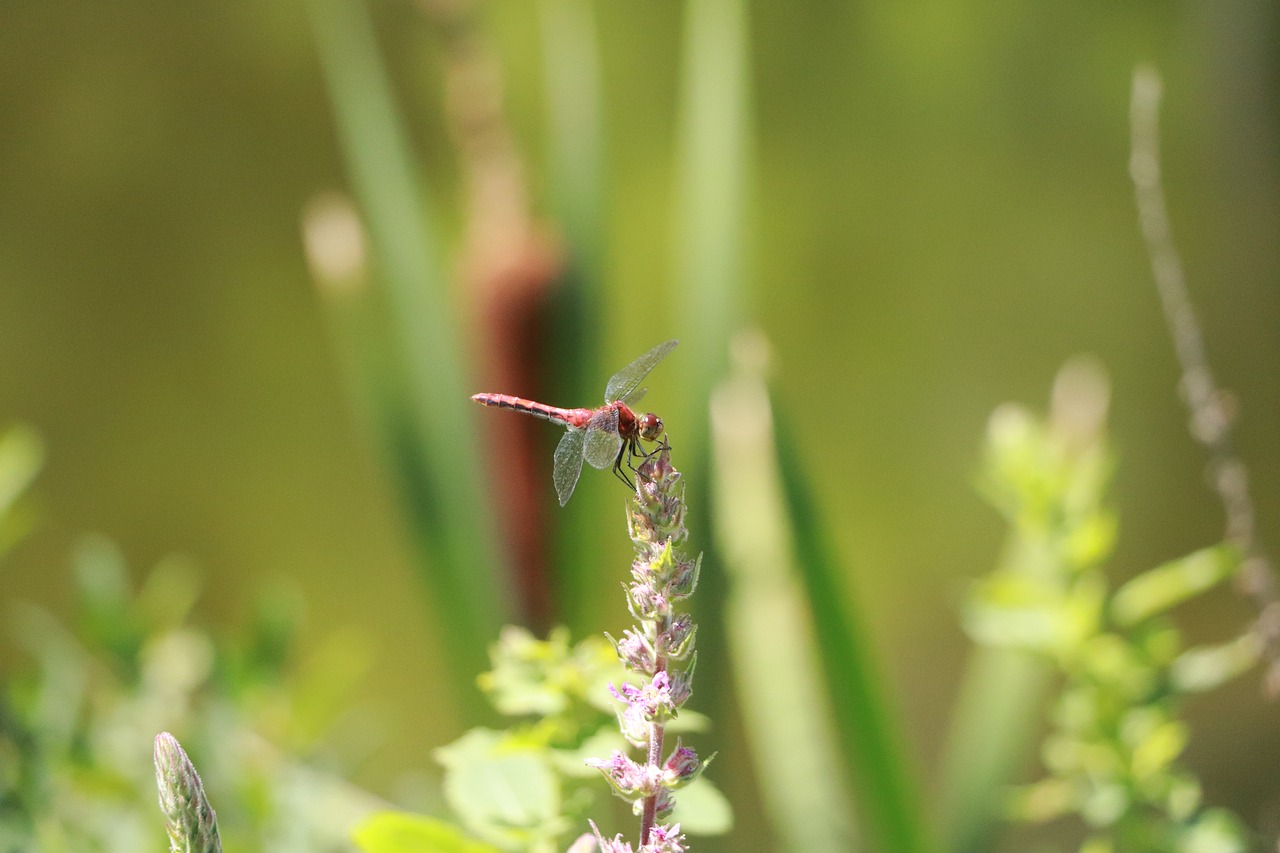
left=1, top=0, right=1277, bottom=850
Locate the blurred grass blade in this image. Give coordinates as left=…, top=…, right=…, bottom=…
left=935, top=646, right=1050, bottom=852
left=0, top=423, right=41, bottom=517
left=0, top=423, right=43, bottom=558
left=537, top=0, right=604, bottom=379
left=305, top=0, right=508, bottom=686
left=770, top=378, right=935, bottom=853
left=672, top=0, right=752, bottom=455
left=302, top=192, right=400, bottom=441
left=709, top=335, right=856, bottom=853
left=536, top=0, right=605, bottom=629
left=538, top=0, right=604, bottom=283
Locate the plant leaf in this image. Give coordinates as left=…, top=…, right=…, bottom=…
left=668, top=777, right=733, bottom=836
left=353, top=812, right=501, bottom=853
left=1111, top=546, right=1238, bottom=627
left=436, top=729, right=562, bottom=846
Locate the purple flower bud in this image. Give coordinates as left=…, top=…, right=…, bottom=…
left=585, top=750, right=656, bottom=797
left=589, top=821, right=634, bottom=853
left=650, top=788, right=676, bottom=821
left=640, top=823, right=686, bottom=853
left=611, top=672, right=684, bottom=720
left=645, top=672, right=678, bottom=717
left=566, top=832, right=599, bottom=853
left=668, top=556, right=699, bottom=598
left=661, top=616, right=695, bottom=660
left=663, top=667, right=693, bottom=708
left=616, top=701, right=651, bottom=748
left=616, top=628, right=656, bottom=673
left=627, top=582, right=668, bottom=621
left=609, top=680, right=639, bottom=704
left=661, top=742, right=701, bottom=787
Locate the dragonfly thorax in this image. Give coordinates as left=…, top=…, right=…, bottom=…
left=612, top=403, right=662, bottom=444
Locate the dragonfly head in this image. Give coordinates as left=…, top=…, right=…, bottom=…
left=638, top=412, right=664, bottom=442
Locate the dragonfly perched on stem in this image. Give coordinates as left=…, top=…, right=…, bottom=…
left=472, top=340, right=678, bottom=506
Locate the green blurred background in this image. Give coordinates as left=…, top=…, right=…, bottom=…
left=0, top=0, right=1277, bottom=847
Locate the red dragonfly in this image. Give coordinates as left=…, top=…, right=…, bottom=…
left=472, top=340, right=678, bottom=506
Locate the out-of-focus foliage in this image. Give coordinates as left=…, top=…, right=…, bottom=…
left=0, top=425, right=41, bottom=560
left=1, top=0, right=1276, bottom=849
left=358, top=627, right=624, bottom=853
left=354, top=811, right=501, bottom=853
left=355, top=625, right=728, bottom=853
left=0, top=429, right=382, bottom=853
left=965, top=364, right=1254, bottom=853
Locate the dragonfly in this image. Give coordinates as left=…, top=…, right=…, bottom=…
left=472, top=340, right=678, bottom=506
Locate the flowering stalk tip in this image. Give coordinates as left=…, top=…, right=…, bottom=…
left=153, top=732, right=222, bottom=853
left=585, top=445, right=707, bottom=851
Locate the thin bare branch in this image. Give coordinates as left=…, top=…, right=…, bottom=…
left=1128, top=65, right=1280, bottom=696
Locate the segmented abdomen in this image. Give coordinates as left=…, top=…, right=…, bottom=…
left=470, top=394, right=591, bottom=427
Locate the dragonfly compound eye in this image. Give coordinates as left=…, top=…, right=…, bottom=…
left=639, top=413, right=663, bottom=441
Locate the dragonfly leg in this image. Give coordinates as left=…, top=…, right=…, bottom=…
left=611, top=444, right=636, bottom=491
left=625, top=437, right=656, bottom=484
left=638, top=433, right=670, bottom=459
left=619, top=434, right=671, bottom=492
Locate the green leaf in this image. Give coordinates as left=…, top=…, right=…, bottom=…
left=1170, top=635, right=1260, bottom=693
left=668, top=777, right=733, bottom=836
left=1177, top=808, right=1249, bottom=853
left=1128, top=717, right=1188, bottom=781
left=478, top=626, right=624, bottom=722
left=353, top=812, right=502, bottom=853
left=436, top=729, right=563, bottom=846
left=1111, top=546, right=1238, bottom=627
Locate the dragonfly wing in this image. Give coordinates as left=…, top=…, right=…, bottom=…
left=583, top=408, right=622, bottom=470
left=553, top=428, right=586, bottom=506
left=603, top=339, right=678, bottom=403
left=621, top=386, right=647, bottom=407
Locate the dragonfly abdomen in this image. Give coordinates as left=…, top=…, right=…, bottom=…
left=471, top=393, right=592, bottom=427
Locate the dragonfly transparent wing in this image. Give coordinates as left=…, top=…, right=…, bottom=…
left=553, top=428, right=587, bottom=506
left=603, top=340, right=678, bottom=403
left=583, top=407, right=622, bottom=470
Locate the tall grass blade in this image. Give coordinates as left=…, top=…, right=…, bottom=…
left=537, top=0, right=605, bottom=629
left=773, top=402, right=935, bottom=853
left=672, top=0, right=752, bottom=456
left=710, top=339, right=857, bottom=853
left=936, top=646, right=1049, bottom=852
left=305, top=0, right=508, bottom=688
